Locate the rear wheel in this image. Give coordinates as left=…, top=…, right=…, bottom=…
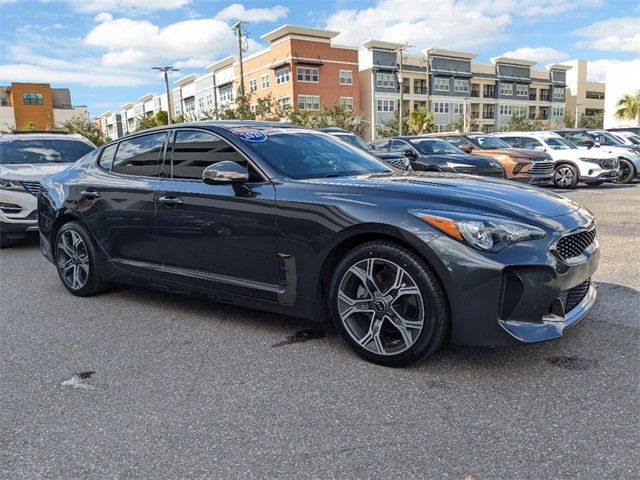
left=55, top=222, right=110, bottom=296
left=614, top=158, right=636, bottom=184
left=553, top=164, right=579, bottom=189
left=329, top=241, right=449, bottom=367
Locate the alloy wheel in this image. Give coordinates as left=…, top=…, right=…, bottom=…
left=56, top=230, right=90, bottom=290
left=616, top=160, right=632, bottom=183
left=554, top=167, right=574, bottom=187
left=337, top=258, right=425, bottom=356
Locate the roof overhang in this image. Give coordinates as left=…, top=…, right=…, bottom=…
left=545, top=63, right=573, bottom=71
left=138, top=93, right=155, bottom=102
left=206, top=55, right=235, bottom=73
left=490, top=56, right=536, bottom=67
left=121, top=102, right=134, bottom=109
left=173, top=73, right=198, bottom=86
left=362, top=39, right=404, bottom=51
left=261, top=24, right=339, bottom=43
left=424, top=48, right=477, bottom=60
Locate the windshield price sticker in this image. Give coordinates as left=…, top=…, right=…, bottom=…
left=233, top=130, right=267, bottom=142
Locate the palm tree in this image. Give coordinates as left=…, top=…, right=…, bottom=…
left=407, top=107, right=435, bottom=134
left=615, top=90, right=640, bottom=124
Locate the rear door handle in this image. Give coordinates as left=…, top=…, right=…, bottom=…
left=158, top=195, right=183, bottom=206
left=80, top=190, right=100, bottom=199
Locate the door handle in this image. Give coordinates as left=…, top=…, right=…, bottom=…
left=158, top=195, right=183, bottom=206
left=80, top=190, right=100, bottom=199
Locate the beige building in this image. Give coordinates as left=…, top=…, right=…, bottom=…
left=564, top=59, right=605, bottom=126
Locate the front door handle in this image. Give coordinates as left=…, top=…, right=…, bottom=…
left=80, top=190, right=100, bottom=199
left=158, top=195, right=183, bottom=206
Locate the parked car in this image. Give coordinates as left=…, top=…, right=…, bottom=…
left=371, top=137, right=505, bottom=178
left=607, top=126, right=640, bottom=136
left=494, top=131, right=619, bottom=188
left=39, top=121, right=600, bottom=366
left=585, top=129, right=640, bottom=183
left=0, top=132, right=95, bottom=247
left=608, top=130, right=640, bottom=146
left=318, top=127, right=412, bottom=171
left=427, top=132, right=554, bottom=185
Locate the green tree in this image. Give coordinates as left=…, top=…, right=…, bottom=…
left=563, top=111, right=575, bottom=128
left=288, top=102, right=365, bottom=137
left=134, top=111, right=170, bottom=132
left=17, top=121, right=37, bottom=132
left=578, top=112, right=604, bottom=129
left=59, top=116, right=106, bottom=146
left=376, top=110, right=409, bottom=138
left=614, top=90, right=640, bottom=124
left=444, top=113, right=478, bottom=133
left=407, top=107, right=436, bottom=134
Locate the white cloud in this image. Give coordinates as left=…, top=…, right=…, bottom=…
left=94, top=12, right=113, bottom=23
left=574, top=17, right=640, bottom=52
left=68, top=0, right=191, bottom=14
left=585, top=59, right=623, bottom=82
left=215, top=3, right=289, bottom=23
left=501, top=47, right=570, bottom=65
left=84, top=16, right=253, bottom=68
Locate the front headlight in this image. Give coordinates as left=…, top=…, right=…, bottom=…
left=578, top=157, right=602, bottom=164
left=409, top=210, right=546, bottom=252
left=0, top=179, right=26, bottom=192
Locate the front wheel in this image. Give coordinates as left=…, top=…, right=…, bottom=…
left=55, top=222, right=110, bottom=296
left=553, top=164, right=579, bottom=189
left=614, top=158, right=636, bottom=184
left=329, top=241, right=449, bottom=367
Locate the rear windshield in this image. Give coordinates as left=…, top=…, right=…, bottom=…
left=231, top=128, right=390, bottom=179
left=334, top=133, right=374, bottom=152
left=0, top=138, right=94, bottom=165
left=409, top=139, right=461, bottom=155
left=470, top=136, right=511, bottom=149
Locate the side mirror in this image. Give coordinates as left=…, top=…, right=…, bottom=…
left=202, top=161, right=249, bottom=184
left=403, top=149, right=417, bottom=158
left=459, top=144, right=473, bottom=153
left=534, top=146, right=546, bottom=152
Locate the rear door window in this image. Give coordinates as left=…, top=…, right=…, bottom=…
left=499, top=137, right=519, bottom=148
left=112, top=132, right=167, bottom=177
left=99, top=143, right=117, bottom=170
left=519, top=137, right=543, bottom=149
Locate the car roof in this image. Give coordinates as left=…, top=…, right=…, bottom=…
left=495, top=131, right=562, bottom=138
left=0, top=131, right=93, bottom=143
left=317, top=127, right=349, bottom=133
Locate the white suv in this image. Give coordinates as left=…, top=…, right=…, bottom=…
left=0, top=132, right=95, bottom=247
left=494, top=131, right=619, bottom=188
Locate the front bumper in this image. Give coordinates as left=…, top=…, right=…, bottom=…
left=583, top=169, right=619, bottom=182
left=0, top=188, right=38, bottom=237
left=419, top=214, right=600, bottom=347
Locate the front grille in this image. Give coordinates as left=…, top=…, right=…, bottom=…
left=559, top=279, right=591, bottom=313
left=555, top=227, right=596, bottom=262
left=529, top=161, right=554, bottom=176
left=386, top=158, right=411, bottom=171
left=20, top=181, right=40, bottom=196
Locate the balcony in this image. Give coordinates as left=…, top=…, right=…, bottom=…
left=483, top=112, right=495, bottom=119
left=471, top=90, right=480, bottom=97
left=540, top=91, right=550, bottom=101
left=413, top=86, right=427, bottom=95
left=529, top=93, right=537, bottom=101
left=483, top=89, right=496, bottom=99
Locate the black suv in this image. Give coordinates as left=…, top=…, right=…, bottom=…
left=39, top=122, right=600, bottom=366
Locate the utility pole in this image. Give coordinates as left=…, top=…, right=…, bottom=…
left=152, top=66, right=179, bottom=124
left=232, top=21, right=247, bottom=97
left=396, top=44, right=413, bottom=136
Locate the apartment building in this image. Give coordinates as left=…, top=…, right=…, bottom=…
left=97, top=111, right=123, bottom=140
left=564, top=59, right=605, bottom=125
left=359, top=40, right=428, bottom=140
left=0, top=82, right=88, bottom=131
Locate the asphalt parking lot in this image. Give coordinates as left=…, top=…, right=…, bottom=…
left=1, top=183, right=638, bottom=479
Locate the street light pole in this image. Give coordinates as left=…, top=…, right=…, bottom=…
left=232, top=22, right=247, bottom=97
left=152, top=66, right=179, bottom=124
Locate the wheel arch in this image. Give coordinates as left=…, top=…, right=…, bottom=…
left=49, top=211, right=89, bottom=260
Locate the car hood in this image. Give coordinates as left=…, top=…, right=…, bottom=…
left=0, top=163, right=72, bottom=181
left=477, top=148, right=544, bottom=160
left=300, top=172, right=582, bottom=221
left=591, top=145, right=640, bottom=158
left=374, top=152, right=406, bottom=161
left=433, top=153, right=496, bottom=167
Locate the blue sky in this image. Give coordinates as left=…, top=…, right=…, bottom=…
left=1, top=0, right=638, bottom=117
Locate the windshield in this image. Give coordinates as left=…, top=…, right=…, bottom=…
left=626, top=134, right=640, bottom=145
left=409, top=139, right=462, bottom=155
left=233, top=128, right=391, bottom=179
left=334, top=132, right=374, bottom=151
left=544, top=137, right=576, bottom=150
left=562, top=131, right=596, bottom=147
left=0, top=138, right=94, bottom=165
left=588, top=131, right=622, bottom=146
left=470, top=135, right=511, bottom=149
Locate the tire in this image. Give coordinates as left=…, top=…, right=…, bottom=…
left=329, top=241, right=449, bottom=367
left=614, top=158, right=636, bottom=184
left=553, top=164, right=579, bottom=189
left=54, top=222, right=110, bottom=296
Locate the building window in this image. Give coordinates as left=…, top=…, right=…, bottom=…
left=154, top=98, right=161, bottom=109
left=436, top=124, right=446, bottom=132
left=206, top=94, right=213, bottom=106
left=277, top=96, right=291, bottom=110
left=249, top=78, right=257, bottom=92
left=23, top=92, right=44, bottom=105
left=261, top=74, right=270, bottom=89
left=297, top=66, right=319, bottom=83
left=586, top=91, right=604, bottom=100
left=219, top=86, right=233, bottom=103
left=513, top=105, right=528, bottom=116
left=499, top=105, right=512, bottom=115
left=516, top=84, right=529, bottom=97
left=433, top=78, right=449, bottom=92
left=453, top=103, right=463, bottom=114
left=197, top=97, right=205, bottom=109
left=376, top=99, right=395, bottom=112
left=339, top=97, right=353, bottom=110
left=339, top=70, right=353, bottom=85
left=276, top=66, right=290, bottom=85
left=553, top=88, right=565, bottom=100
left=500, top=83, right=514, bottom=96
left=376, top=72, right=395, bottom=88
left=453, top=79, right=469, bottom=94
left=552, top=106, right=564, bottom=117
left=250, top=104, right=258, bottom=115
left=432, top=101, right=449, bottom=114
left=298, top=95, right=320, bottom=110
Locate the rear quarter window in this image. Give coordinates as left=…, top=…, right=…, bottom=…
left=98, top=143, right=117, bottom=170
